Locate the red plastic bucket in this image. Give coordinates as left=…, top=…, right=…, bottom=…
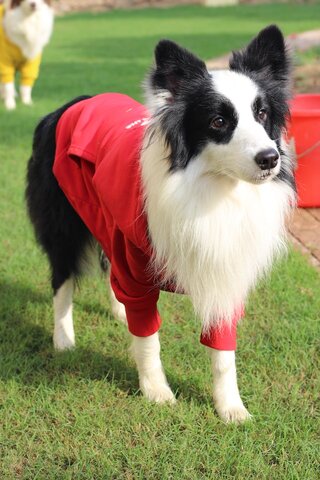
left=288, top=94, right=320, bottom=207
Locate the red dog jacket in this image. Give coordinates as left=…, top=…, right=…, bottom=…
left=53, top=93, right=242, bottom=350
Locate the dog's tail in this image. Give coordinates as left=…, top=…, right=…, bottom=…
left=26, top=95, right=91, bottom=225
left=25, top=95, right=94, bottom=291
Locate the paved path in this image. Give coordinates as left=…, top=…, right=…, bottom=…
left=206, top=30, right=320, bottom=70
left=290, top=209, right=320, bottom=269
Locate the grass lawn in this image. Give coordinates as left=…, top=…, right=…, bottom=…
left=0, top=3, right=320, bottom=478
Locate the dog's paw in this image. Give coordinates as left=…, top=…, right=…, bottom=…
left=21, top=95, right=33, bottom=107
left=4, top=98, right=16, bottom=110
left=109, top=284, right=127, bottom=325
left=20, top=86, right=33, bottom=106
left=140, top=376, right=176, bottom=404
left=21, top=98, right=33, bottom=106
left=111, top=300, right=127, bottom=325
left=215, top=403, right=252, bottom=424
left=53, top=328, right=75, bottom=351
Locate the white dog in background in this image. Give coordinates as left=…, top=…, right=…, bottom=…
left=0, top=0, right=54, bottom=109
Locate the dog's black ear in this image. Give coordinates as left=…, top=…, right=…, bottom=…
left=152, top=39, right=208, bottom=96
left=230, top=25, right=290, bottom=84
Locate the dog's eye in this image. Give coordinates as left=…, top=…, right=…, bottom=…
left=258, top=108, right=268, bottom=122
left=210, top=116, right=226, bottom=129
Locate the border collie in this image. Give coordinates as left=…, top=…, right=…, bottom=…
left=0, top=0, right=54, bottom=109
left=26, top=25, right=295, bottom=423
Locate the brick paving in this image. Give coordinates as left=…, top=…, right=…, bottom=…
left=290, top=209, right=320, bottom=270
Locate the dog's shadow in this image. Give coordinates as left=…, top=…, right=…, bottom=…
left=0, top=280, right=138, bottom=393
left=0, top=280, right=210, bottom=405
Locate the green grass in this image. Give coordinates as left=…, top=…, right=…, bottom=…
left=0, top=4, right=320, bottom=478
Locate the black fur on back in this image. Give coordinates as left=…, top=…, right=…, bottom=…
left=26, top=96, right=94, bottom=293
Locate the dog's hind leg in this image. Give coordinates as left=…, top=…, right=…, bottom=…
left=49, top=237, right=94, bottom=351
left=26, top=96, right=93, bottom=351
left=210, top=349, right=251, bottom=423
left=131, top=332, right=176, bottom=404
left=53, top=276, right=75, bottom=351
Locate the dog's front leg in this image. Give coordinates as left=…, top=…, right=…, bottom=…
left=210, top=349, right=251, bottom=423
left=3, top=83, right=16, bottom=110
left=20, top=85, right=33, bottom=106
left=131, top=332, right=176, bottom=404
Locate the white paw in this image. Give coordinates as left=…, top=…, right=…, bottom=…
left=53, top=329, right=75, bottom=351
left=215, top=402, right=252, bottom=424
left=20, top=86, right=33, bottom=105
left=140, top=376, right=176, bottom=404
left=21, top=97, right=33, bottom=106
left=111, top=300, right=127, bottom=325
left=108, top=281, right=127, bottom=324
left=4, top=98, right=16, bottom=110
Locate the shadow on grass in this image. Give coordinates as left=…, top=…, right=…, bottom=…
left=0, top=280, right=210, bottom=405
left=0, top=280, right=137, bottom=394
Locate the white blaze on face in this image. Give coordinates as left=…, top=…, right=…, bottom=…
left=206, top=70, right=281, bottom=183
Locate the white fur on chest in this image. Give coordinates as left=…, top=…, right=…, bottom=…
left=141, top=136, right=293, bottom=330
left=3, top=4, right=53, bottom=60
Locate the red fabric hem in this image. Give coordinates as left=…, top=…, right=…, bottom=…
left=200, top=306, right=244, bottom=350
left=125, top=305, right=161, bottom=337
left=200, top=321, right=237, bottom=351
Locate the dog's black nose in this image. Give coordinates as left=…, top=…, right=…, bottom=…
left=254, top=149, right=279, bottom=170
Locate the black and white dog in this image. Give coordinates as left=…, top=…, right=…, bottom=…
left=26, top=25, right=295, bottom=423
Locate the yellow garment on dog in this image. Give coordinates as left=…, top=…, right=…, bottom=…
left=0, top=5, right=41, bottom=86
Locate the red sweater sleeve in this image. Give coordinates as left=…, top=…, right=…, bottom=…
left=200, top=321, right=237, bottom=350
left=109, top=229, right=161, bottom=337
left=200, top=306, right=244, bottom=350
